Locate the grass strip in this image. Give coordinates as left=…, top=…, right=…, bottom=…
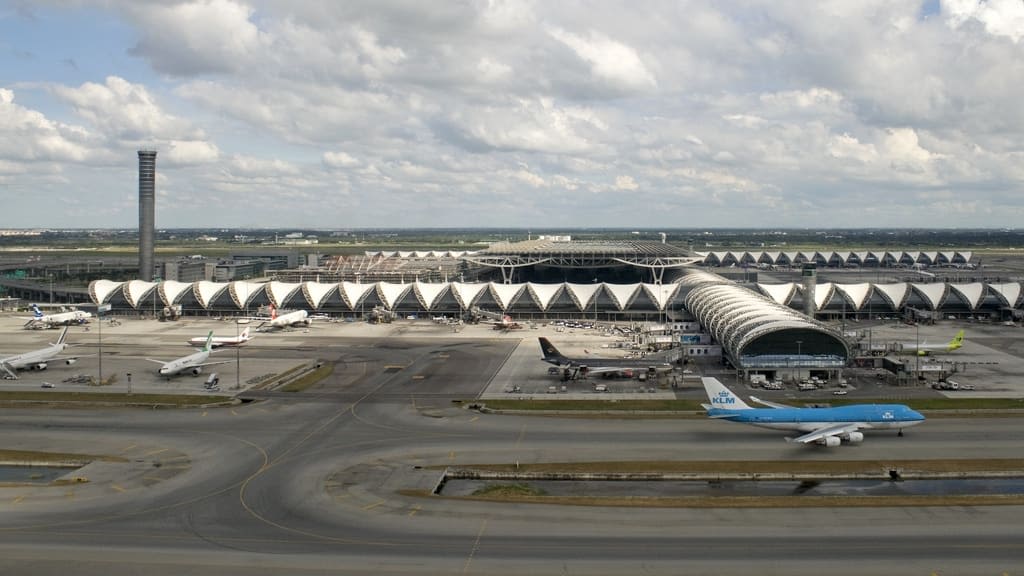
left=0, top=449, right=127, bottom=463
left=279, top=362, right=335, bottom=392
left=0, top=391, right=231, bottom=406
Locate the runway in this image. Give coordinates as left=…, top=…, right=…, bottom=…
left=1, top=321, right=1022, bottom=574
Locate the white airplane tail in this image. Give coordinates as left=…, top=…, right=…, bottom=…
left=701, top=377, right=752, bottom=410
left=239, top=326, right=251, bottom=340
left=31, top=304, right=44, bottom=318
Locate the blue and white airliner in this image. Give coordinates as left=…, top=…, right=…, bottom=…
left=701, top=377, right=925, bottom=447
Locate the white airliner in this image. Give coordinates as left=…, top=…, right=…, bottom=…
left=147, top=331, right=231, bottom=377
left=1, top=327, right=82, bottom=379
left=901, top=329, right=964, bottom=356
left=701, top=377, right=925, bottom=446
left=256, top=305, right=312, bottom=331
left=187, top=326, right=252, bottom=348
left=21, top=304, right=92, bottom=329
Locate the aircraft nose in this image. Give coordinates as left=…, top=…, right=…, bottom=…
left=911, top=409, right=926, bottom=421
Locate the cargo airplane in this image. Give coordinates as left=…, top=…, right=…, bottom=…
left=1, top=327, right=83, bottom=379
left=147, top=331, right=231, bottom=377
left=701, top=377, right=924, bottom=446
left=539, top=337, right=672, bottom=378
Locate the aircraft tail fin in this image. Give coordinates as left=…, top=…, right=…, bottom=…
left=538, top=337, right=569, bottom=365
left=701, top=377, right=752, bottom=410
left=239, top=326, right=250, bottom=340
left=203, top=330, right=214, bottom=352
left=948, top=329, right=965, bottom=350
left=31, top=304, right=43, bottom=318
left=270, top=305, right=277, bottom=320
left=55, top=326, right=70, bottom=347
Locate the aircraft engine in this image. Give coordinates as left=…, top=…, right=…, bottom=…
left=65, top=358, right=77, bottom=365
left=302, top=318, right=312, bottom=326
left=820, top=436, right=841, bottom=447
left=190, top=367, right=203, bottom=376
left=33, top=363, right=48, bottom=371
left=845, top=431, right=864, bottom=443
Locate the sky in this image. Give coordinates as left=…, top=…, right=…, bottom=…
left=1, top=0, right=1023, bottom=229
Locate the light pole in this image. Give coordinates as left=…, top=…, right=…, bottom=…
left=235, top=317, right=241, bottom=390
left=795, top=339, right=802, bottom=382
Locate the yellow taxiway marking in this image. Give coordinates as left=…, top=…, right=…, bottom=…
left=65, top=491, right=74, bottom=499
left=412, top=375, right=425, bottom=380
left=333, top=493, right=350, bottom=502
left=515, top=424, right=526, bottom=450
left=362, top=500, right=386, bottom=511
left=384, top=365, right=406, bottom=371
left=408, top=505, right=421, bottom=517
left=142, top=448, right=168, bottom=457
left=111, top=484, right=126, bottom=493
left=469, top=416, right=479, bottom=423
left=438, top=354, right=449, bottom=359
left=449, top=451, right=455, bottom=461
left=12, top=496, right=24, bottom=505
left=120, top=444, right=137, bottom=453
left=231, top=409, right=239, bottom=416
left=202, top=411, right=207, bottom=417
left=142, top=476, right=165, bottom=483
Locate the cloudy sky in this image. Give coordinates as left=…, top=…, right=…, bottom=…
left=1, top=1, right=1023, bottom=229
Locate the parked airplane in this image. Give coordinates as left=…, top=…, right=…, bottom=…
left=492, top=314, right=523, bottom=331
left=1, top=327, right=82, bottom=379
left=21, top=304, right=92, bottom=329
left=701, top=377, right=925, bottom=446
left=901, top=329, right=965, bottom=356
left=147, top=331, right=231, bottom=377
left=256, top=305, right=312, bottom=331
left=539, top=337, right=672, bottom=378
left=187, top=326, right=252, bottom=348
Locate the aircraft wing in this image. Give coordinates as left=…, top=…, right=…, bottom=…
left=144, top=358, right=168, bottom=365
left=193, top=361, right=233, bottom=368
left=749, top=396, right=791, bottom=409
left=786, top=423, right=864, bottom=444
left=581, top=365, right=634, bottom=375
left=0, top=362, right=17, bottom=379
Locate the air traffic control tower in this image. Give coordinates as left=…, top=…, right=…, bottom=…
left=138, top=149, right=157, bottom=281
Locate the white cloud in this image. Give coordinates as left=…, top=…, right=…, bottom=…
left=0, top=87, right=94, bottom=163
left=614, top=175, right=638, bottom=191
left=165, top=140, right=220, bottom=166
left=323, top=151, right=360, bottom=169
left=945, top=0, right=1024, bottom=43
left=124, top=0, right=267, bottom=75
left=51, top=76, right=196, bottom=141
left=547, top=27, right=656, bottom=91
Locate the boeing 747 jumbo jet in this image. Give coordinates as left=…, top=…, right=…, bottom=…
left=539, top=337, right=673, bottom=378
left=901, top=329, right=965, bottom=356
left=701, top=377, right=925, bottom=446
left=1, top=327, right=83, bottom=379
left=21, top=304, right=92, bottom=329
left=187, top=326, right=252, bottom=348
left=147, top=332, right=231, bottom=377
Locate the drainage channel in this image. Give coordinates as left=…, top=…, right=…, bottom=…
left=440, top=476, right=1024, bottom=497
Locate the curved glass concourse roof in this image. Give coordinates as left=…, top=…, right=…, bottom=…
left=682, top=271, right=849, bottom=369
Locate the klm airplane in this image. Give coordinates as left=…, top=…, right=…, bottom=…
left=701, top=377, right=925, bottom=447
